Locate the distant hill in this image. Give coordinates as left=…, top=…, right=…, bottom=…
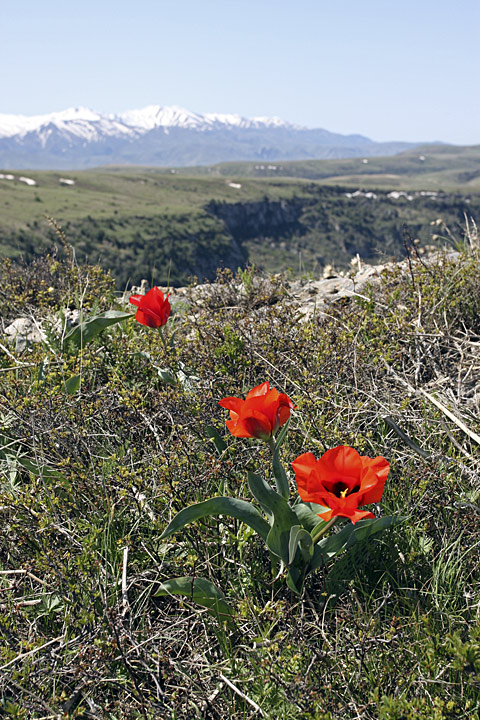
left=0, top=105, right=419, bottom=169
left=1, top=145, right=479, bottom=286
left=169, top=144, right=480, bottom=191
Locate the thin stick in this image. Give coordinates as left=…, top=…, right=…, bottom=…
left=419, top=388, right=480, bottom=446
left=382, top=358, right=480, bottom=446
left=218, top=673, right=265, bottom=717
left=0, top=341, right=21, bottom=364
left=121, top=546, right=130, bottom=616
left=0, top=635, right=63, bottom=671
left=252, top=348, right=306, bottom=394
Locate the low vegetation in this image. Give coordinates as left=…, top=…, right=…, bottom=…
left=1, top=224, right=480, bottom=717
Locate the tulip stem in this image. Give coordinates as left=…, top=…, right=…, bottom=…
left=159, top=327, right=169, bottom=354
left=267, top=437, right=276, bottom=454
left=311, top=516, right=339, bottom=544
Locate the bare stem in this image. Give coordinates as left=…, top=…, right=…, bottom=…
left=159, top=327, right=169, bottom=354
left=311, top=516, right=339, bottom=544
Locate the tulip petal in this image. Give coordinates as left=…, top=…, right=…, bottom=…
left=226, top=418, right=252, bottom=437
left=219, top=382, right=294, bottom=441
left=318, top=445, right=363, bottom=481
left=291, top=452, right=318, bottom=478
left=347, top=509, right=375, bottom=524
left=135, top=308, right=162, bottom=328
left=317, top=507, right=334, bottom=522
left=292, top=453, right=318, bottom=494
left=292, top=445, right=389, bottom=525
left=128, top=287, right=171, bottom=327
left=242, top=410, right=272, bottom=440
left=128, top=294, right=143, bottom=307
left=360, top=457, right=390, bottom=504
left=218, top=397, right=244, bottom=414
left=246, top=382, right=270, bottom=400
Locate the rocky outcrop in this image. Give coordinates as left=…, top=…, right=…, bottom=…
left=4, top=317, right=46, bottom=352
left=206, top=197, right=306, bottom=242
left=3, top=309, right=81, bottom=351
left=3, top=251, right=458, bottom=352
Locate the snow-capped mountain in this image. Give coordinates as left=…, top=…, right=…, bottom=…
left=116, top=105, right=298, bottom=132
left=0, top=105, right=418, bottom=169
left=0, top=105, right=301, bottom=141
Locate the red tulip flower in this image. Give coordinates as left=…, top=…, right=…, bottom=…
left=292, top=445, right=389, bottom=524
left=219, top=381, right=295, bottom=441
left=129, top=286, right=171, bottom=328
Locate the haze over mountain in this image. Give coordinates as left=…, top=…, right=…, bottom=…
left=0, top=105, right=421, bottom=170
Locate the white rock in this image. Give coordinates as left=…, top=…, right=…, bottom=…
left=4, top=317, right=45, bottom=351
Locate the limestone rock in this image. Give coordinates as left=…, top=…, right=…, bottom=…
left=4, top=317, right=46, bottom=352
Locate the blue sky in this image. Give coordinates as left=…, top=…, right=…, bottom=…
left=1, top=0, right=478, bottom=144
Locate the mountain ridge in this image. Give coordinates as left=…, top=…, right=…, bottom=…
left=0, top=104, right=422, bottom=170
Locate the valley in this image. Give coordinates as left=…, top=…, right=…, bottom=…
left=1, top=144, right=479, bottom=287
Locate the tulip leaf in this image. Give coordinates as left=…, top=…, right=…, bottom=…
left=205, top=425, right=227, bottom=454
left=156, top=367, right=177, bottom=386
left=159, top=496, right=270, bottom=542
left=37, top=358, right=48, bottom=382
left=65, top=374, right=81, bottom=395
left=286, top=565, right=307, bottom=595
left=133, top=351, right=177, bottom=385
left=309, top=515, right=400, bottom=571
left=176, top=361, right=201, bottom=392
left=248, top=472, right=298, bottom=563
left=17, top=457, right=65, bottom=481
left=285, top=526, right=314, bottom=595
left=275, top=417, right=290, bottom=449
left=288, top=525, right=314, bottom=565
left=346, top=515, right=401, bottom=547
left=155, top=576, right=234, bottom=625
left=272, top=419, right=291, bottom=499
left=293, top=502, right=329, bottom=533
left=63, top=311, right=132, bottom=352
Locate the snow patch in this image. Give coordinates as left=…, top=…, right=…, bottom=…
left=387, top=191, right=413, bottom=201
left=345, top=190, right=377, bottom=199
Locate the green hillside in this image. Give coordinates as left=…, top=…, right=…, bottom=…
left=1, top=145, right=479, bottom=286
left=172, top=144, right=480, bottom=190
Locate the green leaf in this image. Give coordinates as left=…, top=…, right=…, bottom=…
left=159, top=496, right=270, bottom=542
left=285, top=525, right=314, bottom=595
left=286, top=567, right=305, bottom=595
left=310, top=515, right=401, bottom=571
left=247, top=472, right=298, bottom=563
left=156, top=368, right=177, bottom=386
left=272, top=418, right=291, bottom=499
left=288, top=525, right=314, bottom=565
left=176, top=361, right=201, bottom=392
left=293, top=502, right=329, bottom=533
left=17, top=457, right=65, bottom=481
left=205, top=425, right=227, bottom=454
left=132, top=352, right=177, bottom=385
left=37, top=358, right=48, bottom=382
left=65, top=374, right=81, bottom=394
left=63, top=311, right=132, bottom=352
left=155, top=576, right=234, bottom=625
